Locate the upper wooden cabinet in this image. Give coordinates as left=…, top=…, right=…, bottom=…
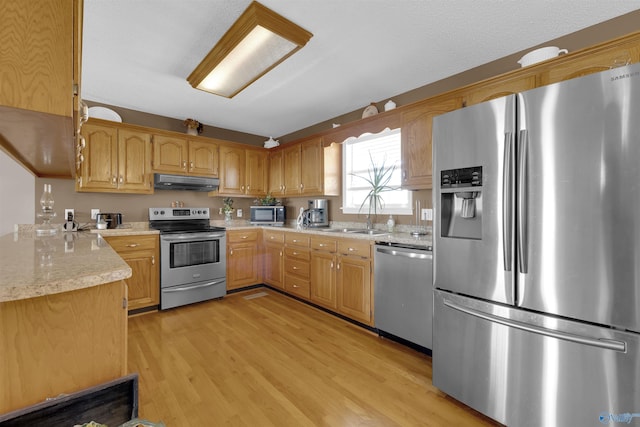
left=217, top=145, right=267, bottom=197
left=0, top=0, right=83, bottom=178
left=401, top=95, right=462, bottom=190
left=268, top=149, right=285, bottom=197
left=461, top=71, right=537, bottom=108
left=270, top=137, right=340, bottom=197
left=152, top=134, right=219, bottom=177
left=539, top=33, right=640, bottom=85
left=77, top=120, right=153, bottom=194
left=0, top=0, right=80, bottom=118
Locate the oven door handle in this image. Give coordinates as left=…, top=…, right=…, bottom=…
left=163, top=279, right=225, bottom=293
left=161, top=233, right=225, bottom=243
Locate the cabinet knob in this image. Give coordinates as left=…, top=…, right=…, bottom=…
left=230, top=249, right=233, bottom=256
left=119, top=175, right=123, bottom=184
left=330, top=261, right=334, bottom=269
left=112, top=176, right=117, bottom=184
left=279, top=251, right=283, bottom=257
left=300, top=183, right=304, bottom=189
left=151, top=255, right=155, bottom=265
left=337, top=263, right=341, bottom=270
left=190, top=161, right=194, bottom=170
left=182, top=160, right=187, bottom=169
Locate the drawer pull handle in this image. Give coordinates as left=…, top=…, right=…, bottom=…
left=126, top=243, right=139, bottom=248
left=293, top=284, right=299, bottom=288
left=292, top=251, right=299, bottom=255
left=241, top=236, right=248, bottom=239
left=348, top=247, right=356, bottom=252
left=292, top=266, right=299, bottom=270
left=319, top=243, right=326, bottom=247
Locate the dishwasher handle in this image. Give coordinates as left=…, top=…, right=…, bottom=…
left=375, top=246, right=432, bottom=260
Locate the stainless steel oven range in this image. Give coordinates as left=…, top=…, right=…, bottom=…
left=149, top=207, right=226, bottom=310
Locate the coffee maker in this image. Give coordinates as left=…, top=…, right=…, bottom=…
left=304, top=199, right=329, bottom=228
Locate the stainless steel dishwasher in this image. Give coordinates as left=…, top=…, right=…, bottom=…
left=374, top=243, right=433, bottom=350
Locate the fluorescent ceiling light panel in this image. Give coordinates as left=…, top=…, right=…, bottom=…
left=187, top=1, right=312, bottom=98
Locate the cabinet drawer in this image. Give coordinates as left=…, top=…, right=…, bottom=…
left=105, top=235, right=157, bottom=253
left=285, top=258, right=310, bottom=278
left=228, top=229, right=259, bottom=243
left=284, top=247, right=310, bottom=261
left=284, top=274, right=310, bottom=299
left=310, top=236, right=337, bottom=252
left=263, top=229, right=284, bottom=244
left=285, top=233, right=310, bottom=248
left=338, top=239, right=371, bottom=258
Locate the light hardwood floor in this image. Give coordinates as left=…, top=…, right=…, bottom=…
left=128, top=288, right=500, bottom=426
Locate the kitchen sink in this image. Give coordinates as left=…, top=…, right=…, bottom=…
left=348, top=229, right=390, bottom=236
left=320, top=228, right=389, bottom=236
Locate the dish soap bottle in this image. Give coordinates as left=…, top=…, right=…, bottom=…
left=386, top=215, right=395, bottom=232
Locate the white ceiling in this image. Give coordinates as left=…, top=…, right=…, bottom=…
left=82, top=1, right=640, bottom=139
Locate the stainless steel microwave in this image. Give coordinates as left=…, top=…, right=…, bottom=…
left=250, top=206, right=286, bottom=226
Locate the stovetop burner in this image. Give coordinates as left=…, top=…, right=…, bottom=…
left=148, top=207, right=225, bottom=234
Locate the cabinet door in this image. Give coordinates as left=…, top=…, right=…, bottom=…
left=401, top=96, right=462, bottom=190
left=120, top=249, right=158, bottom=311
left=0, top=0, right=74, bottom=117
left=118, top=129, right=152, bottom=194
left=263, top=244, right=284, bottom=289
left=104, top=235, right=159, bottom=312
left=300, top=138, right=323, bottom=195
left=310, top=251, right=337, bottom=309
left=152, top=135, right=188, bottom=174
left=283, top=145, right=301, bottom=196
left=337, top=256, right=372, bottom=325
left=227, top=243, right=260, bottom=290
left=219, top=145, right=246, bottom=195
left=79, top=123, right=118, bottom=190
left=268, top=150, right=285, bottom=197
left=188, top=140, right=218, bottom=177
left=463, top=72, right=537, bottom=107
left=245, top=149, right=268, bottom=197
left=539, top=37, right=640, bottom=85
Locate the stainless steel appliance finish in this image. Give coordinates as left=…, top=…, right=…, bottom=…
left=303, top=199, right=329, bottom=228
left=153, top=173, right=219, bottom=191
left=95, top=212, right=123, bottom=229
left=374, top=243, right=432, bottom=349
left=250, top=205, right=286, bottom=226
left=432, top=63, right=640, bottom=426
left=149, top=207, right=226, bottom=310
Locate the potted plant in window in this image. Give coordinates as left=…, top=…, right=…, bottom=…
left=352, top=153, right=397, bottom=226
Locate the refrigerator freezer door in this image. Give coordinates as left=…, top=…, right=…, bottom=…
left=517, top=63, right=640, bottom=331
left=433, top=290, right=640, bottom=427
left=433, top=95, right=516, bottom=304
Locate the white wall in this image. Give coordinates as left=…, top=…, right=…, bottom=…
left=0, top=150, right=35, bottom=235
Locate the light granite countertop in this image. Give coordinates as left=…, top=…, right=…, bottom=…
left=218, top=220, right=432, bottom=249
left=0, top=230, right=132, bottom=303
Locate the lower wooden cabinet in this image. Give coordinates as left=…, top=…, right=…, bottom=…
left=0, top=280, right=127, bottom=414
left=263, top=229, right=285, bottom=289
left=336, top=255, right=372, bottom=324
left=283, top=232, right=311, bottom=299
left=227, top=229, right=262, bottom=290
left=104, top=234, right=159, bottom=312
left=310, top=236, right=338, bottom=310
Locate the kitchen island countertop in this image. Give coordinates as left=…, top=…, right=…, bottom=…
left=0, top=230, right=131, bottom=303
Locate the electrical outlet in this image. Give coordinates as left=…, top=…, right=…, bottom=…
left=237, top=208, right=243, bottom=217
left=421, top=208, right=433, bottom=221
left=91, top=209, right=100, bottom=219
left=64, top=209, right=75, bottom=221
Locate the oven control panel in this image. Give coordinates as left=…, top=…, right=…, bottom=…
left=149, top=207, right=210, bottom=220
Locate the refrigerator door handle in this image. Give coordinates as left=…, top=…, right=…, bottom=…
left=443, top=298, right=627, bottom=352
left=517, top=129, right=529, bottom=274
left=502, top=132, right=513, bottom=271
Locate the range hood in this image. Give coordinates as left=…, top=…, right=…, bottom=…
left=153, top=173, right=219, bottom=191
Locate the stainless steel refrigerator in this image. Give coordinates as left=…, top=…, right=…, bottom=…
left=432, top=63, right=640, bottom=427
